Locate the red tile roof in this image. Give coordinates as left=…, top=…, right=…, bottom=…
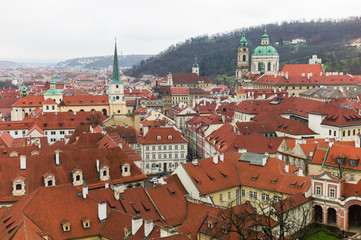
left=181, top=152, right=310, bottom=196
left=140, top=127, right=188, bottom=145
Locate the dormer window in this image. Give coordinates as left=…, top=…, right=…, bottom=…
left=124, top=227, right=131, bottom=237
left=122, top=163, right=131, bottom=177
left=81, top=217, right=91, bottom=229
left=71, top=168, right=83, bottom=186
left=207, top=220, right=215, bottom=229
left=157, top=136, right=161, bottom=140
left=99, top=165, right=110, bottom=181
left=43, top=172, right=56, bottom=187
left=12, top=175, right=26, bottom=196
left=168, top=135, right=172, bottom=140
left=61, top=220, right=71, bottom=232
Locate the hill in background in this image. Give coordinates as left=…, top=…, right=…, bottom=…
left=54, top=54, right=154, bottom=70
left=126, top=17, right=361, bottom=84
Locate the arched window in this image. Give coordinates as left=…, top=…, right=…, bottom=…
left=268, top=62, right=271, bottom=71
left=258, top=62, right=261, bottom=71
left=242, top=55, right=246, bottom=62
left=16, top=184, right=22, bottom=190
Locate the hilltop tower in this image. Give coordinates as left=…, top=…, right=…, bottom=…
left=192, top=54, right=199, bottom=75
left=251, top=28, right=279, bottom=74
left=108, top=39, right=126, bottom=115
left=235, top=32, right=250, bottom=85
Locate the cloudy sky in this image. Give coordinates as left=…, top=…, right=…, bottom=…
left=0, top=0, right=360, bottom=61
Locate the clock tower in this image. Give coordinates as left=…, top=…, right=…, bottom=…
left=235, top=32, right=250, bottom=86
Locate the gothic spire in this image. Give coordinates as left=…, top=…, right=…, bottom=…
left=193, top=54, right=199, bottom=68
left=111, top=38, right=123, bottom=83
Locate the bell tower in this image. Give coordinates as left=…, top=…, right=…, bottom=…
left=192, top=54, right=199, bottom=76
left=108, top=38, right=126, bottom=115
left=235, top=32, right=249, bottom=85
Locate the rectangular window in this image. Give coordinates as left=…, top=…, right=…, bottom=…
left=152, top=146, right=156, bottom=151
left=152, top=154, right=155, bottom=159
left=241, top=189, right=245, bottom=197
left=334, top=131, right=336, bottom=137
left=175, top=145, right=178, bottom=150
left=146, top=155, right=149, bottom=159
left=236, top=189, right=240, bottom=205
left=146, top=146, right=149, bottom=151
left=158, top=146, right=161, bottom=150
left=163, top=146, right=167, bottom=150
left=163, top=154, right=167, bottom=158
left=175, top=153, right=178, bottom=158
left=15, top=131, right=18, bottom=135
left=228, top=192, right=231, bottom=200
left=329, top=130, right=332, bottom=136
left=348, top=130, right=351, bottom=136
left=60, top=131, right=65, bottom=135
left=51, top=131, right=56, bottom=135
left=158, top=154, right=162, bottom=159
left=169, top=154, right=172, bottom=158
left=175, top=162, right=178, bottom=168
left=253, top=192, right=257, bottom=199
left=219, top=194, right=223, bottom=202
left=169, top=145, right=172, bottom=150
left=329, top=186, right=336, bottom=198
left=315, top=184, right=322, bottom=195
left=351, top=175, right=355, bottom=181
left=354, top=129, right=356, bottom=136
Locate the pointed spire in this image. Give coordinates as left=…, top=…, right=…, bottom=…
left=111, top=38, right=123, bottom=83
left=193, top=54, right=199, bottom=68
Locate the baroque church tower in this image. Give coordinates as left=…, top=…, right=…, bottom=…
left=108, top=39, right=126, bottom=115
left=235, top=32, right=250, bottom=85
left=192, top=54, right=199, bottom=76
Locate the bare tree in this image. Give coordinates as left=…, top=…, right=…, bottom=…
left=204, top=192, right=312, bottom=240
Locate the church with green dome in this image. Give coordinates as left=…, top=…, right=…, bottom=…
left=250, top=30, right=279, bottom=74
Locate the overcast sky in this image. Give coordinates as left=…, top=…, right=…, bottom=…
left=0, top=0, right=360, bottom=61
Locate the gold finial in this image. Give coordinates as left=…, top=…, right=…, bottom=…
left=264, top=25, right=267, bottom=33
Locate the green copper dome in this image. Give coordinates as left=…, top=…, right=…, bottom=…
left=20, top=84, right=27, bottom=92
left=240, top=32, right=248, bottom=47
left=45, top=80, right=61, bottom=95
left=45, top=88, right=61, bottom=95
left=145, top=78, right=151, bottom=84
left=262, top=32, right=269, bottom=40
left=252, top=45, right=278, bottom=56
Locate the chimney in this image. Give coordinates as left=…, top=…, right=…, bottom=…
left=132, top=216, right=143, bottom=235
left=285, top=72, right=288, bottom=79
left=113, top=185, right=125, bottom=201
left=284, top=163, right=289, bottom=173
left=220, top=153, right=224, bottom=162
left=20, top=155, right=26, bottom=170
left=98, top=202, right=107, bottom=221
left=144, top=220, right=154, bottom=237
left=55, top=151, right=60, bottom=166
left=299, top=168, right=304, bottom=176
left=192, top=159, right=199, bottom=166
left=96, top=159, right=100, bottom=172
left=118, top=143, right=123, bottom=149
left=82, top=184, right=88, bottom=199
left=213, top=154, right=218, bottom=164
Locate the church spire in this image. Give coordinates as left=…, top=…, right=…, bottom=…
left=193, top=54, right=199, bottom=68
left=111, top=38, right=123, bottom=83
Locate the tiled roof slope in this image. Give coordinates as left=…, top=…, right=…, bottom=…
left=140, top=127, right=188, bottom=145
left=181, top=152, right=310, bottom=196
left=0, top=147, right=146, bottom=203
